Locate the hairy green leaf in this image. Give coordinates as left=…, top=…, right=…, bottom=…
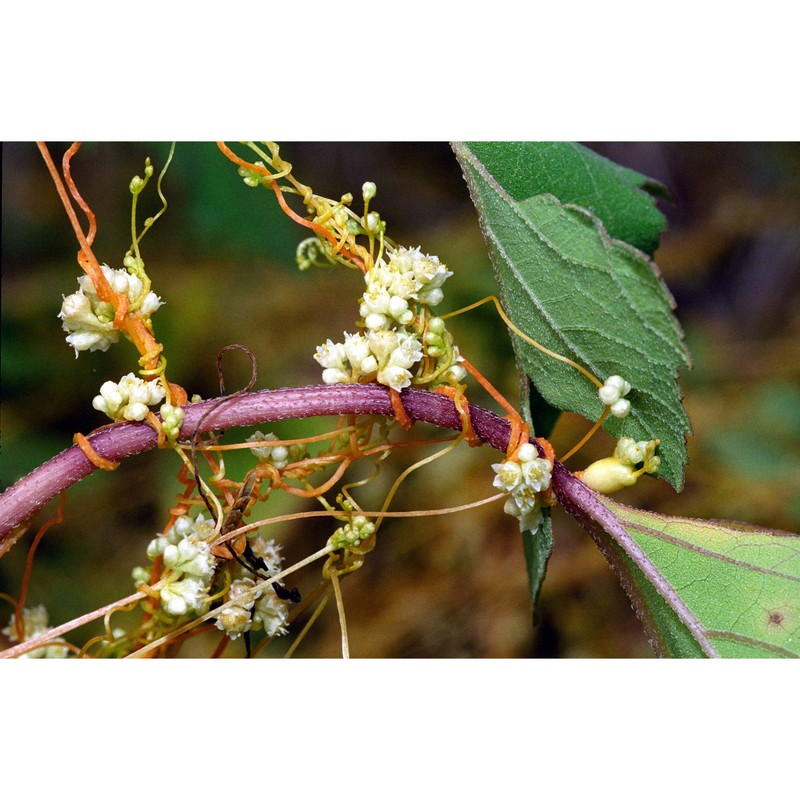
left=521, top=509, right=553, bottom=626
left=555, top=466, right=800, bottom=657
left=454, top=142, right=692, bottom=489
left=599, top=497, right=800, bottom=657
left=465, top=142, right=669, bottom=255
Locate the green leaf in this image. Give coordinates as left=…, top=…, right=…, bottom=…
left=454, top=142, right=692, bottom=489
left=521, top=509, right=553, bottom=626
left=464, top=142, right=669, bottom=256
left=584, top=490, right=800, bottom=657
left=613, top=500, right=800, bottom=657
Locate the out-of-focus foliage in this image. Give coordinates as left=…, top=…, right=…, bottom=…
left=2, top=142, right=799, bottom=657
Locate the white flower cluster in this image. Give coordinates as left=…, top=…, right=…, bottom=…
left=1, top=605, right=70, bottom=658
left=491, top=442, right=553, bottom=532
left=316, top=329, right=423, bottom=392
left=359, top=247, right=452, bottom=330
left=58, top=264, right=163, bottom=357
left=142, top=513, right=217, bottom=617
left=92, top=373, right=166, bottom=422
left=314, top=247, right=466, bottom=392
left=214, top=537, right=290, bottom=640
left=578, top=437, right=660, bottom=494
left=599, top=375, right=632, bottom=418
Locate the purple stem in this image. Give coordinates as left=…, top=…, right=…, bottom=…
left=0, top=384, right=513, bottom=540
left=0, top=382, right=716, bottom=657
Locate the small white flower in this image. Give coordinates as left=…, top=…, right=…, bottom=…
left=361, top=283, right=391, bottom=317
left=377, top=364, right=413, bottom=391
left=360, top=354, right=378, bottom=375
left=388, top=333, right=423, bottom=370
left=163, top=537, right=215, bottom=581
left=59, top=290, right=119, bottom=357
left=388, top=295, right=412, bottom=324
left=248, top=537, right=284, bottom=575
left=343, top=332, right=371, bottom=370
left=492, top=460, right=523, bottom=492
left=160, top=576, right=209, bottom=616
left=520, top=457, right=552, bottom=493
left=516, top=443, right=538, bottom=462
left=314, top=339, right=347, bottom=371
left=140, top=291, right=163, bottom=315
left=366, top=329, right=398, bottom=362
left=253, top=589, right=289, bottom=638
left=215, top=605, right=253, bottom=639
left=363, top=312, right=389, bottom=330
left=93, top=380, right=124, bottom=416
left=511, top=483, right=541, bottom=515
left=362, top=181, right=377, bottom=201
left=493, top=446, right=551, bottom=530
left=215, top=578, right=259, bottom=639
left=416, top=286, right=444, bottom=306
left=503, top=494, right=544, bottom=532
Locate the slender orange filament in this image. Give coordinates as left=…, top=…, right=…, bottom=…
left=389, top=388, right=414, bottom=429
left=73, top=432, right=120, bottom=471
left=216, top=142, right=366, bottom=273
left=459, top=356, right=530, bottom=455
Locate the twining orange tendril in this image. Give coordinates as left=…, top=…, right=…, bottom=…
left=146, top=411, right=168, bottom=448
left=216, top=142, right=367, bottom=273
left=389, top=388, right=413, bottom=430
left=73, top=432, right=120, bottom=471
left=14, top=491, right=67, bottom=641
left=459, top=356, right=531, bottom=456
left=62, top=142, right=97, bottom=247
left=37, top=142, right=117, bottom=308
left=431, top=385, right=481, bottom=447
left=38, top=142, right=166, bottom=374
left=534, top=436, right=557, bottom=505
left=279, top=459, right=352, bottom=498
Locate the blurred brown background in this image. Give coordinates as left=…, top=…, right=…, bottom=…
left=2, top=142, right=799, bottom=657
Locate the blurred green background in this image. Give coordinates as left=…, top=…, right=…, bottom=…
left=2, top=142, right=799, bottom=657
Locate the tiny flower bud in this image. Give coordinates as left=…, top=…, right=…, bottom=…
left=428, top=317, right=446, bottom=335
left=610, top=398, right=631, bottom=418
left=362, top=181, right=377, bottom=201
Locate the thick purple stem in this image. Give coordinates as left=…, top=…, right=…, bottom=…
left=0, top=384, right=513, bottom=540
left=0, top=382, right=716, bottom=657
